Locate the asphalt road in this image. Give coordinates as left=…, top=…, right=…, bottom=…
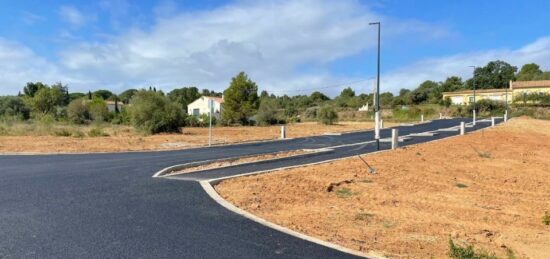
left=0, top=118, right=500, bottom=258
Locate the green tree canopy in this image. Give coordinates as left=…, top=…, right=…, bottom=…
left=93, top=89, right=115, bottom=100
left=466, top=60, right=517, bottom=89
left=168, top=87, right=201, bottom=112
left=222, top=72, right=259, bottom=125
left=129, top=90, right=184, bottom=134
left=0, top=96, right=30, bottom=120
left=310, top=91, right=330, bottom=102
left=23, top=82, right=47, bottom=97
left=516, top=63, right=543, bottom=81
left=24, top=86, right=66, bottom=115
left=119, top=89, right=138, bottom=104
left=339, top=87, right=356, bottom=98
left=440, top=76, right=464, bottom=92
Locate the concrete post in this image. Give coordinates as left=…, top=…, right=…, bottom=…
left=491, top=117, right=495, bottom=127
left=374, top=111, right=380, bottom=141
left=421, top=114, right=424, bottom=122
left=472, top=110, right=477, bottom=126
left=391, top=129, right=399, bottom=150
left=380, top=119, right=384, bottom=129
left=439, top=113, right=442, bottom=119
left=280, top=125, right=286, bottom=139
left=504, top=111, right=508, bottom=122
left=460, top=122, right=465, bottom=135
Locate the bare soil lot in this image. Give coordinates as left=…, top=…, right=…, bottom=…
left=216, top=118, right=550, bottom=258
left=0, top=121, right=385, bottom=153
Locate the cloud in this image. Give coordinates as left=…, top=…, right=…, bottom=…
left=55, top=0, right=451, bottom=95
left=58, top=6, right=88, bottom=27
left=382, top=37, right=550, bottom=93
left=22, top=11, right=45, bottom=25
left=0, top=38, right=65, bottom=94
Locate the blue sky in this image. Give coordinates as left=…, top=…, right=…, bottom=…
left=0, top=0, right=549, bottom=96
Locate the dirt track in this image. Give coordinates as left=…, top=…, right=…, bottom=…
left=216, top=118, right=550, bottom=258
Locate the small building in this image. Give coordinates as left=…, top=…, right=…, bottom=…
left=358, top=103, right=369, bottom=111
left=187, top=96, right=224, bottom=118
left=442, top=80, right=550, bottom=105
left=105, top=100, right=123, bottom=112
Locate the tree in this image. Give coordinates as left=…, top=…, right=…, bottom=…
left=119, top=89, right=138, bottom=104
left=440, top=76, right=464, bottom=92
left=129, top=90, right=184, bottom=134
left=168, top=87, right=201, bottom=112
left=0, top=96, right=30, bottom=120
left=87, top=98, right=109, bottom=122
left=222, top=72, right=259, bottom=125
left=201, top=89, right=223, bottom=97
left=411, top=80, right=440, bottom=104
left=516, top=63, right=543, bottom=81
left=310, top=91, right=330, bottom=102
left=23, top=82, right=47, bottom=97
left=25, top=86, right=65, bottom=115
left=255, top=99, right=278, bottom=125
left=340, top=87, right=355, bottom=98
left=88, top=91, right=92, bottom=100
left=466, top=60, right=517, bottom=89
left=317, top=105, right=338, bottom=125
left=379, top=92, right=394, bottom=106
left=93, top=89, right=115, bottom=100
left=69, top=92, right=86, bottom=102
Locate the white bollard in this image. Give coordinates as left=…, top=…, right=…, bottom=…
left=472, top=110, right=476, bottom=126
left=460, top=122, right=465, bottom=135
left=374, top=111, right=380, bottom=140
left=421, top=114, right=424, bottom=122
left=491, top=117, right=495, bottom=127
left=280, top=125, right=286, bottom=139
left=380, top=119, right=384, bottom=129
left=504, top=111, right=508, bottom=122
left=439, top=113, right=443, bottom=119
left=391, top=129, right=399, bottom=150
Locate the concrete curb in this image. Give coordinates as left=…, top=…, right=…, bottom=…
left=200, top=180, right=386, bottom=259
left=152, top=148, right=333, bottom=178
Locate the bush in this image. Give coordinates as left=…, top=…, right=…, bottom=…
left=0, top=96, right=30, bottom=120
left=317, top=106, right=338, bottom=125
left=448, top=239, right=497, bottom=259
left=67, top=99, right=90, bottom=124
left=53, top=128, right=72, bottom=137
left=185, top=115, right=200, bottom=127
left=88, top=98, right=110, bottom=122
left=304, top=106, right=319, bottom=119
left=468, top=99, right=505, bottom=117
left=199, top=113, right=217, bottom=127
left=129, top=91, right=184, bottom=134
left=256, top=99, right=278, bottom=125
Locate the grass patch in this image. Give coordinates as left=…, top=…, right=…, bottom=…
left=478, top=151, right=491, bottom=158
left=455, top=183, right=468, bottom=188
left=88, top=128, right=109, bottom=137
left=382, top=221, right=395, bottom=228
left=448, top=239, right=497, bottom=259
left=53, top=128, right=72, bottom=137
left=335, top=187, right=354, bottom=198
left=354, top=212, right=374, bottom=221
left=543, top=212, right=550, bottom=226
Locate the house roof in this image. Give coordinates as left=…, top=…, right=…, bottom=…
left=203, top=96, right=224, bottom=103
left=511, top=80, right=550, bottom=89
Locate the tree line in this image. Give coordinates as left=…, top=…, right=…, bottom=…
left=1, top=60, right=548, bottom=134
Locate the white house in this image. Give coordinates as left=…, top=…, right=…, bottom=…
left=187, top=96, right=224, bottom=118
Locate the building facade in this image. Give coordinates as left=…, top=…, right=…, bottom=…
left=442, top=80, right=550, bottom=105
left=187, top=96, right=224, bottom=118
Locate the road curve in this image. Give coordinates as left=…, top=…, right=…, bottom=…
left=0, top=118, right=499, bottom=258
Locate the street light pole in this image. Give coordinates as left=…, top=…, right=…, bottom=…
left=369, top=22, right=381, bottom=150
left=469, top=65, right=477, bottom=125
left=208, top=99, right=213, bottom=147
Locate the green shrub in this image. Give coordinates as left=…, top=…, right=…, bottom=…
left=67, top=98, right=90, bottom=124
left=317, top=106, right=338, bottom=125
left=0, top=96, right=30, bottom=120
left=88, top=98, right=110, bottom=122
left=185, top=115, right=200, bottom=127
left=448, top=239, right=497, bottom=259
left=304, top=107, right=319, bottom=119
left=129, top=91, right=184, bottom=134
left=468, top=99, right=505, bottom=117
left=543, top=212, right=550, bottom=225
left=256, top=99, right=278, bottom=125
left=199, top=113, right=217, bottom=127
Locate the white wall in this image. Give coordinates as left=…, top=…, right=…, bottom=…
left=187, top=97, right=222, bottom=118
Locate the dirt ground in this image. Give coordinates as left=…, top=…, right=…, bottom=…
left=216, top=117, right=550, bottom=258
left=169, top=149, right=311, bottom=175
left=0, top=121, right=387, bottom=153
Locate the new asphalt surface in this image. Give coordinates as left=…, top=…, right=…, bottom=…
left=0, top=118, right=500, bottom=258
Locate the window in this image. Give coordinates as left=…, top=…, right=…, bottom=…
left=193, top=108, right=200, bottom=117
left=468, top=96, right=475, bottom=103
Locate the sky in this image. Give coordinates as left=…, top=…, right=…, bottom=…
left=0, top=0, right=549, bottom=97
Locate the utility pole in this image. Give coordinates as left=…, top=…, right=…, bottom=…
left=469, top=65, right=477, bottom=125
left=369, top=22, right=381, bottom=150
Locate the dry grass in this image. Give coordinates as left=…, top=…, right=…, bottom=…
left=0, top=121, right=390, bottom=153
left=216, top=117, right=550, bottom=258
